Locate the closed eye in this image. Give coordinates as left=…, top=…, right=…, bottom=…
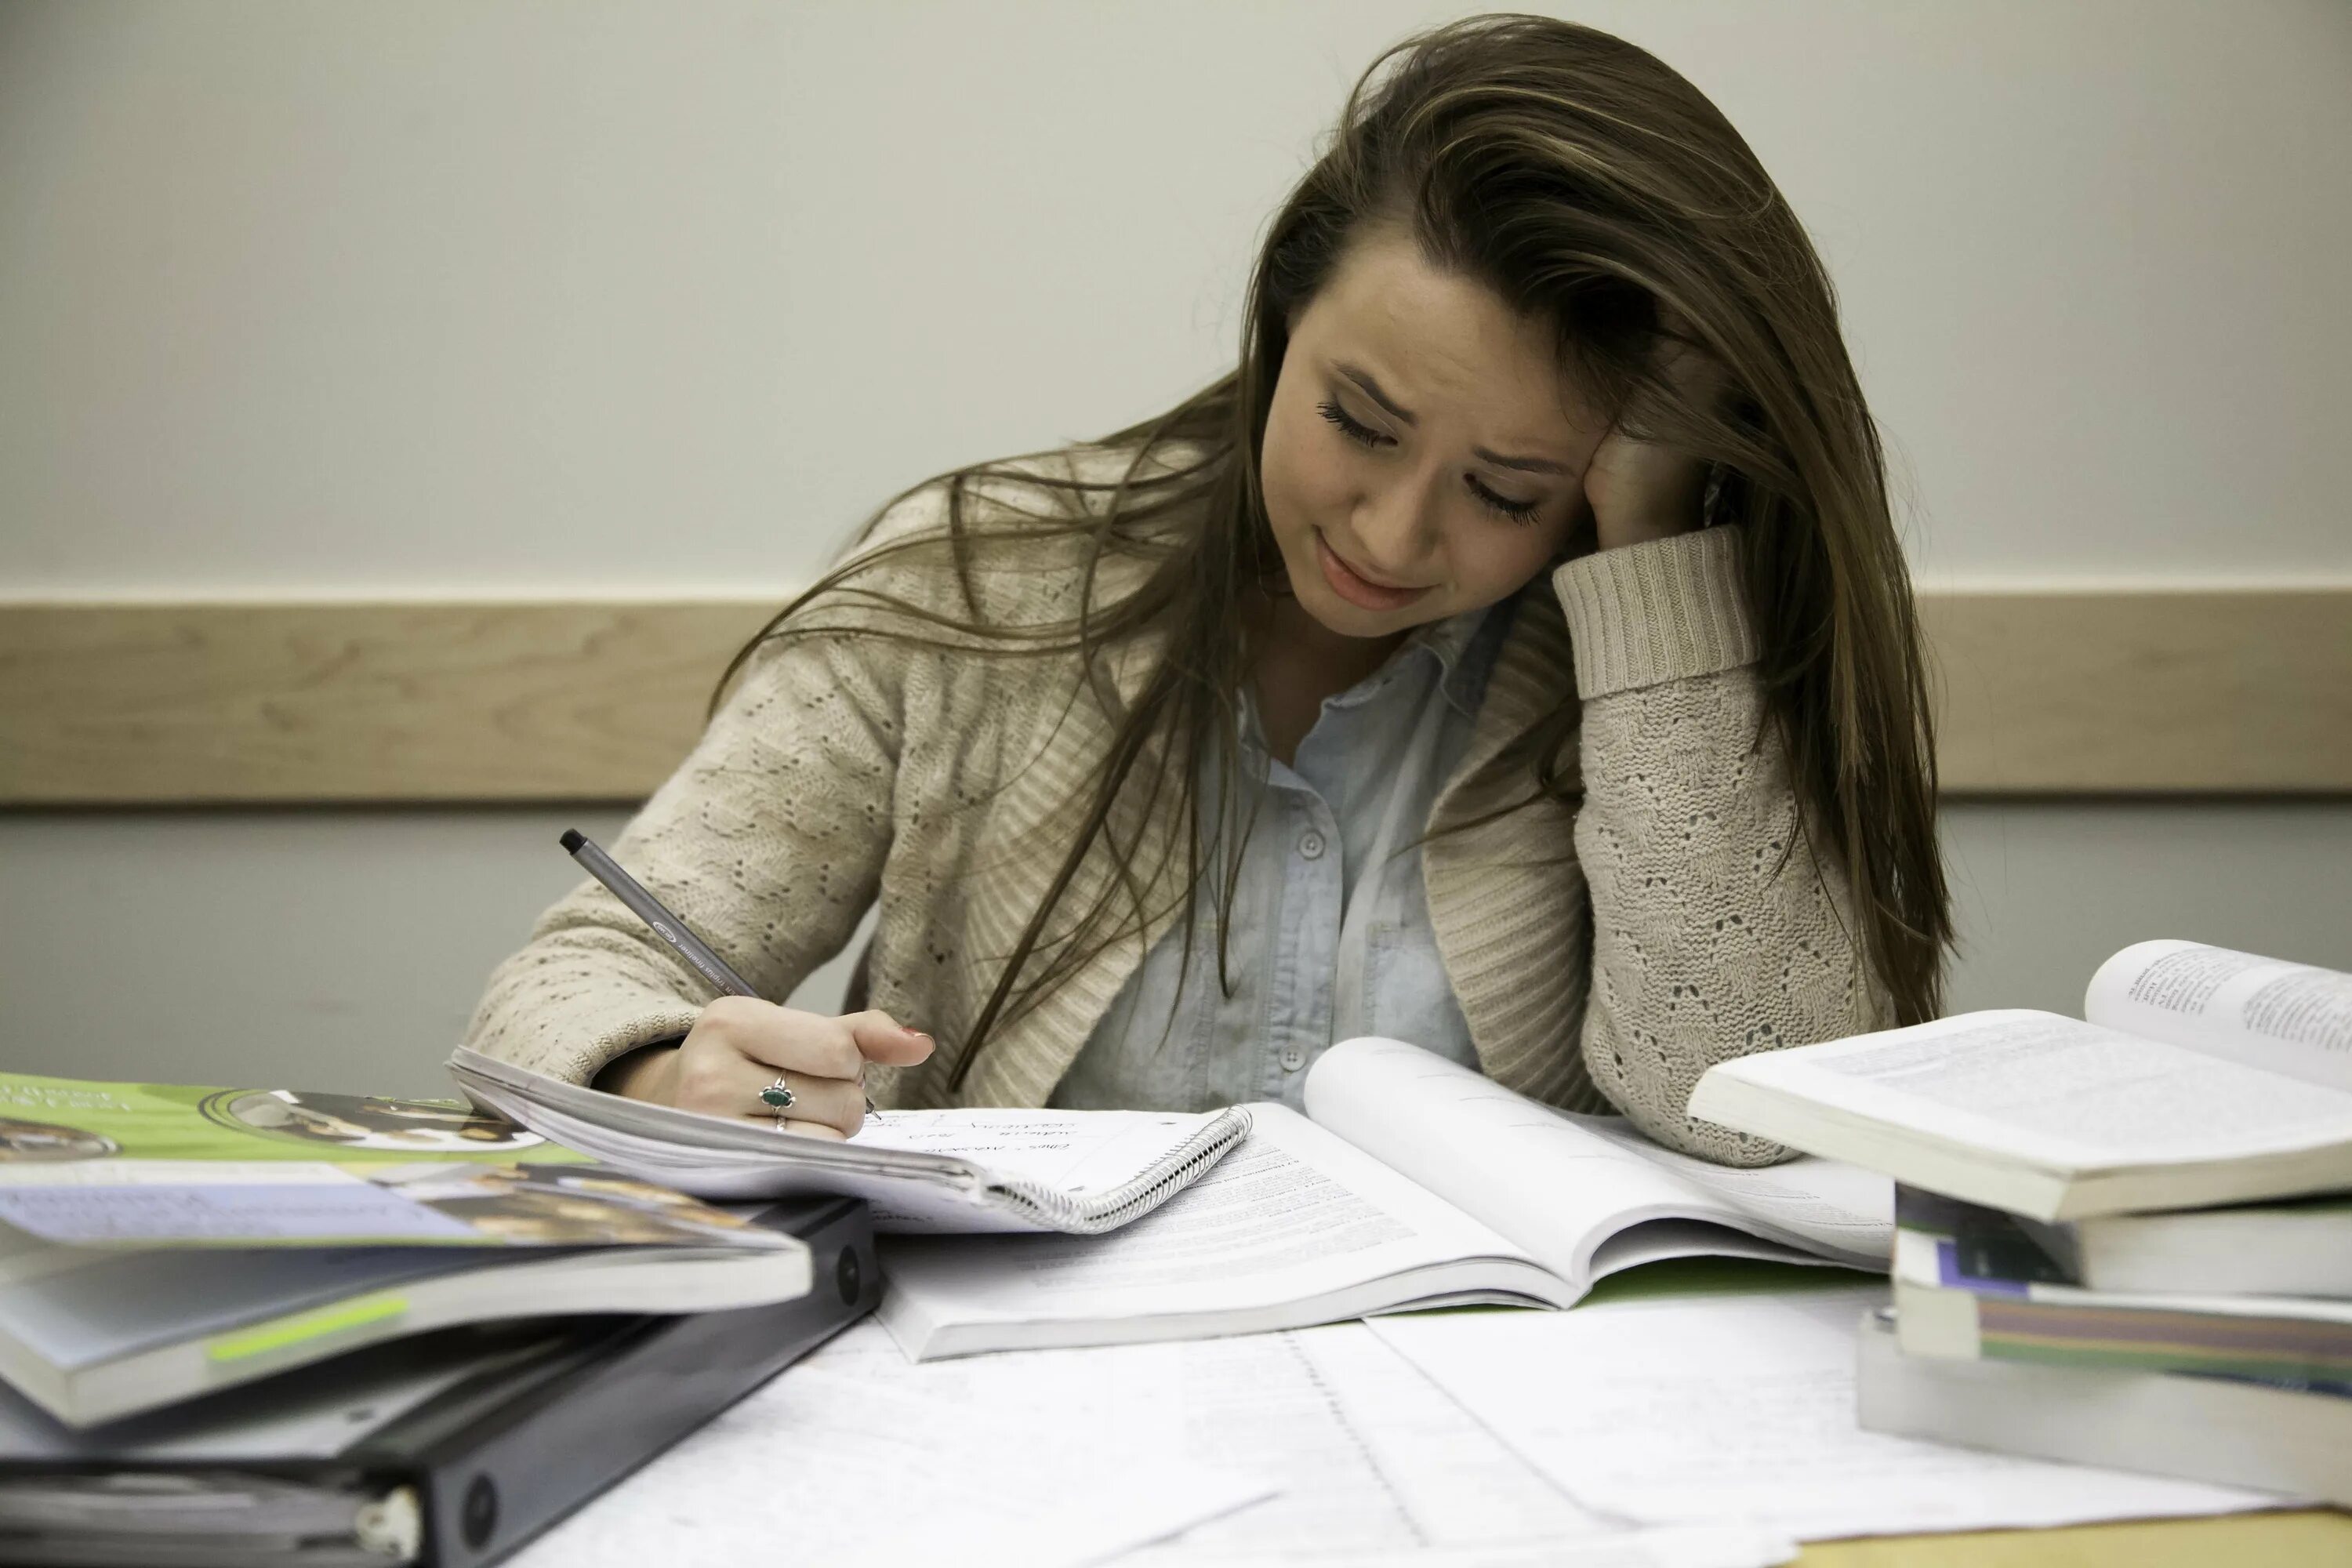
left=1315, top=401, right=1544, bottom=526
left=1317, top=397, right=1386, bottom=452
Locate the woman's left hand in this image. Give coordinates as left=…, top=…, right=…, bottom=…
left=1580, top=306, right=1732, bottom=551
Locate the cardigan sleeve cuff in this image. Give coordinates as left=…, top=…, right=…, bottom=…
left=462, top=996, right=705, bottom=1090
left=1551, top=524, right=1759, bottom=700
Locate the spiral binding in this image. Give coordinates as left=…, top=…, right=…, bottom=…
left=981, top=1106, right=1254, bottom=1235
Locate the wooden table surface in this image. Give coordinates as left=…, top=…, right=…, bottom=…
left=1803, top=1509, right=2349, bottom=1566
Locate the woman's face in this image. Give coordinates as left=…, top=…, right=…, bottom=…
left=1259, top=229, right=1610, bottom=639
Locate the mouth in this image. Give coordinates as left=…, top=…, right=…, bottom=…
left=1313, top=531, right=1433, bottom=612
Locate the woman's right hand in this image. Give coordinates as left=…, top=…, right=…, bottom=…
left=592, top=997, right=935, bottom=1139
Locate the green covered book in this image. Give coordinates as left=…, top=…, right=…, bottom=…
left=0, top=1073, right=809, bottom=1426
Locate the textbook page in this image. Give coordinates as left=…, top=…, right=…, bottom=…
left=2087, top=940, right=2352, bottom=1092
left=1690, top=1010, right=2352, bottom=1174
left=1305, top=1038, right=1891, bottom=1286
left=1371, top=1286, right=2281, bottom=1541
left=876, top=1103, right=1573, bottom=1358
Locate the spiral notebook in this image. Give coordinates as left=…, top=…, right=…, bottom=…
left=445, top=1047, right=1251, bottom=1236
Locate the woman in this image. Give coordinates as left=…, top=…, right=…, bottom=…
left=463, top=14, right=1950, bottom=1167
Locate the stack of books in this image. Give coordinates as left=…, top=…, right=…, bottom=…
left=0, top=1069, right=873, bottom=1566
left=1690, top=938, right=2352, bottom=1506
left=0, top=1061, right=1256, bottom=1564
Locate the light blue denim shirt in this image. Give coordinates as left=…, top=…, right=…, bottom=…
left=1048, top=596, right=1516, bottom=1114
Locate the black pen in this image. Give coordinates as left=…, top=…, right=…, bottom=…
left=558, top=829, right=880, bottom=1120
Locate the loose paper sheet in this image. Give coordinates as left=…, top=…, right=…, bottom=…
left=1172, top=1532, right=1795, bottom=1568
left=1115, top=1320, right=1613, bottom=1561
left=1368, top=1287, right=2282, bottom=1541
left=505, top=1319, right=1274, bottom=1568
left=512, top=1314, right=1782, bottom=1567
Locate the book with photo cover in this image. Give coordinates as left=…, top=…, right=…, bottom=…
left=0, top=1072, right=808, bottom=1425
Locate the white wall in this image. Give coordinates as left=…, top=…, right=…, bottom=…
left=5, top=804, right=2347, bottom=1097
left=5, top=0, right=2347, bottom=594
left=3, top=1, right=2347, bottom=1094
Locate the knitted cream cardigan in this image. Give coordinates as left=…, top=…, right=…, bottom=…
left=462, top=442, right=1880, bottom=1165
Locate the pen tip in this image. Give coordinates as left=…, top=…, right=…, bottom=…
left=560, top=829, right=586, bottom=854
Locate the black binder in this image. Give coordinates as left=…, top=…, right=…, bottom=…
left=0, top=1195, right=878, bottom=1567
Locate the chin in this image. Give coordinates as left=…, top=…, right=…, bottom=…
left=1294, top=575, right=1436, bottom=638
left=1309, top=590, right=1399, bottom=636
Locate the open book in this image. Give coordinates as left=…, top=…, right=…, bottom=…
left=0, top=1071, right=808, bottom=1426
left=447, top=1047, right=1251, bottom=1235
left=1688, top=940, right=2352, bottom=1221
left=874, top=1037, right=1892, bottom=1359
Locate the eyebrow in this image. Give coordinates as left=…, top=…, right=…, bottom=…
left=1334, top=362, right=1571, bottom=476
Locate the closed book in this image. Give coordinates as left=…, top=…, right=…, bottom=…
left=1857, top=1307, right=2336, bottom=1507
left=0, top=1072, right=808, bottom=1427
left=0, top=1196, right=877, bottom=1568
left=1890, top=1188, right=2352, bottom=1385
left=2020, top=1194, right=2352, bottom=1298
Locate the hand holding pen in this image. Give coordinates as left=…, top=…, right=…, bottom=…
left=559, top=830, right=934, bottom=1139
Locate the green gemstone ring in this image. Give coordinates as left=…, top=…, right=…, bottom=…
left=759, top=1077, right=796, bottom=1112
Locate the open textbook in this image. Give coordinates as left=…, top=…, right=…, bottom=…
left=875, top=1037, right=1892, bottom=1359
left=1687, top=939, right=2352, bottom=1221
left=448, top=1046, right=1252, bottom=1235
left=0, top=1072, right=808, bottom=1426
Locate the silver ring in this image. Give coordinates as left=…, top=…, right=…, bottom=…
left=759, top=1076, right=796, bottom=1114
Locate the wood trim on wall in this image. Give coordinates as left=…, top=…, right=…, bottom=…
left=1919, top=588, right=2350, bottom=794
left=2, top=590, right=2347, bottom=804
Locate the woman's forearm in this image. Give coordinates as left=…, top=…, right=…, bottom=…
left=1549, top=526, right=1874, bottom=1163
left=1570, top=661, right=1871, bottom=1163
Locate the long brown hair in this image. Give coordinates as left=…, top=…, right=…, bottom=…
left=714, top=13, right=1952, bottom=1092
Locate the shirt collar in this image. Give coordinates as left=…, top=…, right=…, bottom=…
left=1406, top=599, right=1510, bottom=720
left=1237, top=596, right=1512, bottom=753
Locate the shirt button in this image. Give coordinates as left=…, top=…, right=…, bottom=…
left=1279, top=1046, right=1307, bottom=1072
left=1298, top=830, right=1326, bottom=860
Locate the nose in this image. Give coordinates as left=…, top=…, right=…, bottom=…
left=1351, top=465, right=1444, bottom=582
